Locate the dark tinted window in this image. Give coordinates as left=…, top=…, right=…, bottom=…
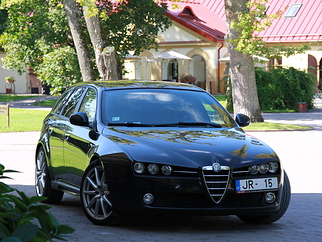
left=61, top=88, right=86, bottom=118
left=52, top=91, right=71, bottom=115
left=79, top=88, right=97, bottom=123
left=102, top=89, right=235, bottom=127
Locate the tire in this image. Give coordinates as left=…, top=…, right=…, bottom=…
left=237, top=171, right=291, bottom=224
left=35, top=146, right=64, bottom=203
left=80, top=161, right=124, bottom=225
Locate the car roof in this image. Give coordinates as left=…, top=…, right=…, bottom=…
left=73, top=80, right=205, bottom=92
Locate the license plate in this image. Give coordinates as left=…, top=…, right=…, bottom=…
left=235, top=177, right=278, bottom=193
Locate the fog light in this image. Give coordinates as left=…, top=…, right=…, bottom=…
left=161, top=165, right=172, bottom=176
left=143, top=193, right=154, bottom=204
left=134, top=163, right=145, bottom=174
left=147, top=164, right=159, bottom=174
left=268, top=162, right=279, bottom=173
left=249, top=165, right=259, bottom=175
left=265, top=192, right=276, bottom=204
left=259, top=163, right=269, bottom=174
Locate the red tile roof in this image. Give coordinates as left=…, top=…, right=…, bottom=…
left=259, top=0, right=322, bottom=43
left=164, top=1, right=226, bottom=42
left=165, top=0, right=322, bottom=44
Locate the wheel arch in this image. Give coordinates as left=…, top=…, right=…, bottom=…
left=36, top=142, right=49, bottom=164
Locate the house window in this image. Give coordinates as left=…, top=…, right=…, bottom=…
left=269, top=58, right=282, bottom=68
left=285, top=3, right=302, bottom=18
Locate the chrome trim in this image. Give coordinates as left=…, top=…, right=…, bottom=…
left=202, top=165, right=230, bottom=171
left=202, top=166, right=230, bottom=204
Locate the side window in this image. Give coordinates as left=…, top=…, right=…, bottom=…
left=61, top=88, right=86, bottom=118
left=79, top=88, right=97, bottom=123
left=52, top=91, right=71, bottom=115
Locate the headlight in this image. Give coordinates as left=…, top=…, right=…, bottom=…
left=134, top=162, right=145, bottom=174
left=249, top=165, right=259, bottom=175
left=134, top=162, right=174, bottom=176
left=268, top=162, right=279, bottom=173
left=161, top=165, right=172, bottom=176
left=147, top=164, right=159, bottom=174
left=248, top=162, right=279, bottom=175
left=259, top=163, right=269, bottom=174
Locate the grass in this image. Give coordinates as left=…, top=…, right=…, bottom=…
left=244, top=122, right=312, bottom=131
left=0, top=95, right=312, bottom=132
left=35, top=99, right=57, bottom=107
left=0, top=95, right=39, bottom=102
left=215, top=95, right=226, bottom=107
left=0, top=108, right=49, bottom=132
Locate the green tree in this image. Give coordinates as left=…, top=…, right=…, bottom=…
left=0, top=7, right=8, bottom=35
left=0, top=0, right=171, bottom=92
left=0, top=0, right=70, bottom=75
left=224, top=0, right=310, bottom=122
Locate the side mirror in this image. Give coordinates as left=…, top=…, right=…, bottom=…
left=70, top=112, right=89, bottom=126
left=235, top=113, right=250, bottom=127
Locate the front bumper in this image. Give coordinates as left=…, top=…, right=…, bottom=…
left=106, top=165, right=282, bottom=215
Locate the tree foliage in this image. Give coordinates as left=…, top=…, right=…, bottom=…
left=0, top=0, right=70, bottom=75
left=0, top=0, right=171, bottom=93
left=99, top=0, right=171, bottom=57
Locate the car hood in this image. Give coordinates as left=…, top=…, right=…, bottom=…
left=102, top=127, right=278, bottom=168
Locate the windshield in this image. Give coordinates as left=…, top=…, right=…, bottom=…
left=102, top=89, right=236, bottom=128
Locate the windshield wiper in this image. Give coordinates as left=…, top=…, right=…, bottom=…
left=155, top=121, right=222, bottom=128
left=108, top=121, right=222, bottom=128
left=107, top=122, right=154, bottom=127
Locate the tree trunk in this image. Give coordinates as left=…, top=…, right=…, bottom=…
left=63, top=0, right=95, bottom=82
left=83, top=6, right=118, bottom=80
left=224, top=0, right=264, bottom=122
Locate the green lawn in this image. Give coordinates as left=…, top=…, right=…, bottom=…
left=0, top=108, right=49, bottom=132
left=244, top=122, right=311, bottom=131
left=0, top=95, right=39, bottom=102
left=35, top=99, right=57, bottom=107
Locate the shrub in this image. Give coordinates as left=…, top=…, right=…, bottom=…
left=226, top=67, right=315, bottom=112
left=256, top=67, right=315, bottom=110
left=0, top=164, right=75, bottom=241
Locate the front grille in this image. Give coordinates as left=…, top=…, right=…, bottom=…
left=202, top=166, right=230, bottom=204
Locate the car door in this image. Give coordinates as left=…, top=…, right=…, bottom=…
left=48, top=87, right=86, bottom=181
left=63, top=87, right=98, bottom=187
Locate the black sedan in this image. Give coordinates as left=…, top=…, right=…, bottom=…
left=35, top=81, right=290, bottom=225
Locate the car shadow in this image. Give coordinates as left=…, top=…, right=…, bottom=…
left=8, top=185, right=321, bottom=235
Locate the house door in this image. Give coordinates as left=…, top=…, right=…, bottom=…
left=167, top=59, right=178, bottom=81
left=191, top=55, right=206, bottom=89
left=308, top=54, right=317, bottom=88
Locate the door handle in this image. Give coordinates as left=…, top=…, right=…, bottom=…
left=64, top=133, right=70, bottom=140
left=48, top=127, right=54, bottom=134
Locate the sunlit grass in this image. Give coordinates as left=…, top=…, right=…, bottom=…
left=35, top=99, right=57, bottom=107
left=0, top=109, right=49, bottom=132
left=0, top=95, right=38, bottom=102
left=244, top=122, right=312, bottom=131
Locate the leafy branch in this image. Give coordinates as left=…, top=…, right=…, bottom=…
left=0, top=164, right=75, bottom=241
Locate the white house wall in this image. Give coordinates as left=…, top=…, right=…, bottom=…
left=160, top=24, right=201, bottom=42
left=282, top=49, right=322, bottom=70
left=0, top=52, right=28, bottom=94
